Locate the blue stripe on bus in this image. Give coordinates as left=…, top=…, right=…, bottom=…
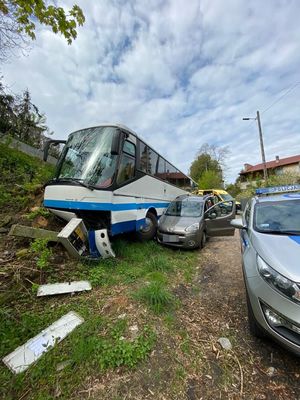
left=111, top=219, right=138, bottom=235
left=44, top=199, right=169, bottom=211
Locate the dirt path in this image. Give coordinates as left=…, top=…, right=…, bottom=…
left=190, top=231, right=300, bottom=399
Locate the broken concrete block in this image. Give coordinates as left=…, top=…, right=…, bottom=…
left=2, top=311, right=84, bottom=374
left=37, top=281, right=92, bottom=297
left=8, top=225, right=58, bottom=242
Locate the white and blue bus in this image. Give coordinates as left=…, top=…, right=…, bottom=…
left=44, top=124, right=196, bottom=240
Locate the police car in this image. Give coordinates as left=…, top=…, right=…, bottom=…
left=231, top=185, right=300, bottom=355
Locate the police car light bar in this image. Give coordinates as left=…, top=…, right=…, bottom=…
left=255, top=184, right=300, bottom=196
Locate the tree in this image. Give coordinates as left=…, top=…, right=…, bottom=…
left=0, top=80, right=16, bottom=134
left=0, top=79, right=52, bottom=148
left=0, top=0, right=85, bottom=62
left=198, top=170, right=223, bottom=189
left=189, top=143, right=229, bottom=183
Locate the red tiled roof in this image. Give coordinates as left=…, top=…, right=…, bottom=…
left=240, top=154, right=300, bottom=175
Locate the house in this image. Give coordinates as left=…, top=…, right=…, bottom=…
left=239, top=154, right=300, bottom=189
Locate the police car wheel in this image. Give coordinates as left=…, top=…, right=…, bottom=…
left=136, top=212, right=157, bottom=241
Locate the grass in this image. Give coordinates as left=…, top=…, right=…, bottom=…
left=0, top=142, right=54, bottom=211
left=133, top=281, right=176, bottom=313
left=0, top=143, right=200, bottom=399
left=0, top=237, right=198, bottom=399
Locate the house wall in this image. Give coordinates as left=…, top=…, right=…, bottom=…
left=240, top=162, right=300, bottom=189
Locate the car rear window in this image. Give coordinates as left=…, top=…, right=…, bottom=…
left=254, top=199, right=300, bottom=234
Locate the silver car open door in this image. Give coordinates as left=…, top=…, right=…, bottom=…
left=204, top=200, right=236, bottom=236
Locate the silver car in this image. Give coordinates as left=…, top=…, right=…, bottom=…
left=231, top=185, right=300, bottom=355
left=157, top=194, right=235, bottom=249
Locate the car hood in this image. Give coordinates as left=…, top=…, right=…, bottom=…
left=159, top=215, right=201, bottom=233
left=252, top=231, right=300, bottom=282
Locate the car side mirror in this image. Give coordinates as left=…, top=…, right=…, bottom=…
left=231, top=219, right=247, bottom=229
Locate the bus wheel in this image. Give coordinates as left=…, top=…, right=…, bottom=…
left=136, top=212, right=157, bottom=241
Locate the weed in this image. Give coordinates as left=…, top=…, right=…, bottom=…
left=71, top=319, right=156, bottom=370
left=26, top=207, right=50, bottom=220
left=134, top=282, right=175, bottom=313
left=30, top=239, right=52, bottom=269
left=146, top=255, right=173, bottom=272
left=31, top=283, right=39, bottom=294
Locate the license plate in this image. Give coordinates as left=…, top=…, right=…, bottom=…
left=162, top=234, right=179, bottom=243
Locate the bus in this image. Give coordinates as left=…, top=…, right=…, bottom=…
left=43, top=124, right=196, bottom=240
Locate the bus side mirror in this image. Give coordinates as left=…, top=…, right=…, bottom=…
left=111, top=131, right=122, bottom=155
left=43, top=139, right=66, bottom=161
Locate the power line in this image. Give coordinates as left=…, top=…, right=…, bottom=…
left=261, top=81, right=300, bottom=114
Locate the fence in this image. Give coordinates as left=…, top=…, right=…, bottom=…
left=0, top=136, right=58, bottom=165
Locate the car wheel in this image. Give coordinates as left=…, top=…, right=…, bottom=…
left=135, top=212, right=157, bottom=241
left=245, top=287, right=266, bottom=338
left=200, top=230, right=207, bottom=249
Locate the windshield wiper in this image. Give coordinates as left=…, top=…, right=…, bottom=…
left=56, top=178, right=94, bottom=190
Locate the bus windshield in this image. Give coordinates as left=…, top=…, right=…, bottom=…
left=57, top=126, right=119, bottom=188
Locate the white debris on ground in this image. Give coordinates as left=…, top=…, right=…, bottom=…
left=37, top=281, right=92, bottom=297
left=217, top=337, right=232, bottom=350
left=2, top=311, right=84, bottom=374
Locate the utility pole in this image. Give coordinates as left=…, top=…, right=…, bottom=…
left=256, top=111, right=268, bottom=181
left=242, top=111, right=268, bottom=182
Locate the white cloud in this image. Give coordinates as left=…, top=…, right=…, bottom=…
left=1, top=0, right=300, bottom=183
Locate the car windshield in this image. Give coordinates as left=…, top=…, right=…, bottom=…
left=57, top=126, right=119, bottom=188
left=165, top=199, right=203, bottom=217
left=254, top=199, right=300, bottom=234
left=222, top=193, right=234, bottom=201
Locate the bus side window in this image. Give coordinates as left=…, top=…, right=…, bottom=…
left=117, top=140, right=136, bottom=185
left=156, top=157, right=166, bottom=180
left=123, top=140, right=135, bottom=156
left=139, top=142, right=148, bottom=172
left=166, top=162, right=177, bottom=185
left=147, top=148, right=158, bottom=175
left=117, top=154, right=135, bottom=184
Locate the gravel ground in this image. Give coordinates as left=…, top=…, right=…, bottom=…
left=193, top=230, right=300, bottom=399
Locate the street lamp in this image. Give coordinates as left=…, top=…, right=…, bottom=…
left=242, top=110, right=268, bottom=181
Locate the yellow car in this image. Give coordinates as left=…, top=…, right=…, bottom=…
left=197, top=189, right=241, bottom=212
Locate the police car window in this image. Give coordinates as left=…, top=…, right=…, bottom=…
left=254, top=199, right=300, bottom=233
left=244, top=203, right=250, bottom=225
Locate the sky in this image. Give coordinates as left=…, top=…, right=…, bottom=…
left=1, top=0, right=300, bottom=183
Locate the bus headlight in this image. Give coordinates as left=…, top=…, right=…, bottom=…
left=185, top=223, right=199, bottom=233
left=257, top=255, right=300, bottom=303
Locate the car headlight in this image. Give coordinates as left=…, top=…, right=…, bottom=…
left=257, top=255, right=300, bottom=303
left=185, top=223, right=199, bottom=233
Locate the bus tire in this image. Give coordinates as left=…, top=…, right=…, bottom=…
left=136, top=212, right=157, bottom=241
